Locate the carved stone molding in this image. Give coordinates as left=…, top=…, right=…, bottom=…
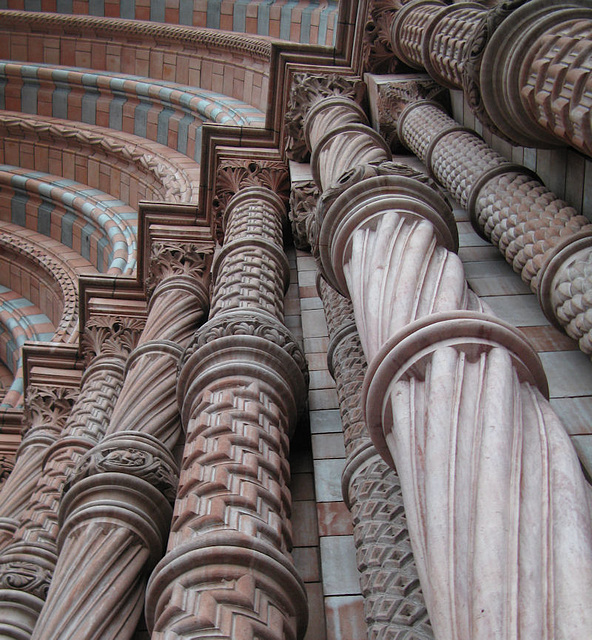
left=285, top=73, right=366, bottom=162
left=68, top=432, right=179, bottom=504
left=20, top=386, right=78, bottom=448
left=213, top=159, right=290, bottom=239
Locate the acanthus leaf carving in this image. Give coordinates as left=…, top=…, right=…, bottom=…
left=288, top=181, right=320, bottom=251
left=147, top=242, right=213, bottom=300
left=81, top=316, right=146, bottom=366
left=285, top=73, right=366, bottom=162
left=21, top=386, right=78, bottom=442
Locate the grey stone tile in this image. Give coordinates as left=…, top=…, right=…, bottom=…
left=482, top=294, right=549, bottom=327
left=313, top=458, right=346, bottom=502
left=319, top=536, right=361, bottom=595
left=312, top=433, right=346, bottom=459
left=550, top=397, right=592, bottom=435
left=310, top=409, right=343, bottom=434
left=301, top=309, right=328, bottom=338
left=541, top=351, right=592, bottom=398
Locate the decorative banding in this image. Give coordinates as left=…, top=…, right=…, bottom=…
left=363, top=311, right=549, bottom=468
left=124, top=340, right=184, bottom=373
left=318, top=174, right=458, bottom=296
left=423, top=124, right=478, bottom=179
left=145, top=530, right=308, bottom=637
left=537, top=231, right=592, bottom=330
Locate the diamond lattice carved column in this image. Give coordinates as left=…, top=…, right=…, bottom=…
left=147, top=161, right=308, bottom=640
left=289, top=180, right=434, bottom=639
left=291, top=75, right=592, bottom=639
left=384, top=0, right=592, bottom=156
left=31, top=227, right=213, bottom=640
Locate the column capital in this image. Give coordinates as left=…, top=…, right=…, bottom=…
left=285, top=72, right=365, bottom=162
left=20, top=386, right=78, bottom=450
left=81, top=316, right=146, bottom=368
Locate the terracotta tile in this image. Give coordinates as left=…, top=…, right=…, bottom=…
left=291, top=500, right=319, bottom=547
left=317, top=502, right=353, bottom=537
left=325, top=595, right=367, bottom=640
left=292, top=547, right=321, bottom=583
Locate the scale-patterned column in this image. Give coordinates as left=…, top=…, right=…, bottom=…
left=147, top=161, right=308, bottom=640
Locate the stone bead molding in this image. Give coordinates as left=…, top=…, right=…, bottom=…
left=285, top=73, right=366, bottom=162
left=0, top=10, right=273, bottom=59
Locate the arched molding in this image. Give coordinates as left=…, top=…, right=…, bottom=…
left=0, top=62, right=265, bottom=161
left=0, top=287, right=55, bottom=409
left=0, top=165, right=137, bottom=275
left=0, top=113, right=201, bottom=208
left=0, top=221, right=96, bottom=345
left=0, top=3, right=338, bottom=47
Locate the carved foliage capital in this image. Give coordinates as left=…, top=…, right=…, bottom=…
left=0, top=456, right=14, bottom=484
left=147, top=241, right=212, bottom=299
left=285, top=73, right=366, bottom=162
left=81, top=316, right=146, bottom=366
left=183, top=312, right=308, bottom=384
left=22, top=385, right=78, bottom=441
left=69, top=433, right=179, bottom=503
left=375, top=78, right=447, bottom=151
left=213, top=159, right=290, bottom=238
left=288, top=181, right=320, bottom=250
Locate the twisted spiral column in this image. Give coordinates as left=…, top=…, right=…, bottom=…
left=295, top=81, right=592, bottom=638
left=385, top=0, right=592, bottom=156
left=0, top=318, right=142, bottom=640
left=31, top=244, right=211, bottom=640
left=147, top=185, right=308, bottom=640
left=397, top=99, right=592, bottom=354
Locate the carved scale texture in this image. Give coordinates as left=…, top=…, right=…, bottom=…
left=399, top=103, right=452, bottom=163
left=551, top=249, right=592, bottom=353
left=521, top=19, right=592, bottom=157
left=429, top=130, right=507, bottom=209
left=318, top=278, right=433, bottom=639
left=388, top=346, right=592, bottom=639
left=31, top=523, right=149, bottom=640
left=168, top=380, right=292, bottom=554
left=476, top=172, right=592, bottom=292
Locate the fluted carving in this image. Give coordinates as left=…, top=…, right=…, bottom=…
left=298, top=84, right=592, bottom=638
left=397, top=100, right=592, bottom=353
left=148, top=181, right=308, bottom=639
left=32, top=242, right=212, bottom=640
left=0, top=316, right=142, bottom=639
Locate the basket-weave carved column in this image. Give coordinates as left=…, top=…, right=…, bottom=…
left=31, top=241, right=212, bottom=640
left=385, top=0, right=592, bottom=156
left=289, top=74, right=592, bottom=639
left=146, top=163, right=308, bottom=640
left=394, top=96, right=592, bottom=355
left=290, top=181, right=433, bottom=639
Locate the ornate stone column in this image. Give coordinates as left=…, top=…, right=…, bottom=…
left=384, top=0, right=592, bottom=156
left=290, top=180, right=433, bottom=639
left=289, top=73, right=592, bottom=639
left=0, top=315, right=142, bottom=640
left=0, top=384, right=77, bottom=554
left=146, top=159, right=309, bottom=640
left=31, top=222, right=213, bottom=640
left=393, top=95, right=592, bottom=354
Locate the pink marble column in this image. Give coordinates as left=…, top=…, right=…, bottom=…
left=31, top=240, right=212, bottom=640
left=385, top=0, right=592, bottom=156
left=288, top=74, right=592, bottom=639
left=147, top=167, right=308, bottom=640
